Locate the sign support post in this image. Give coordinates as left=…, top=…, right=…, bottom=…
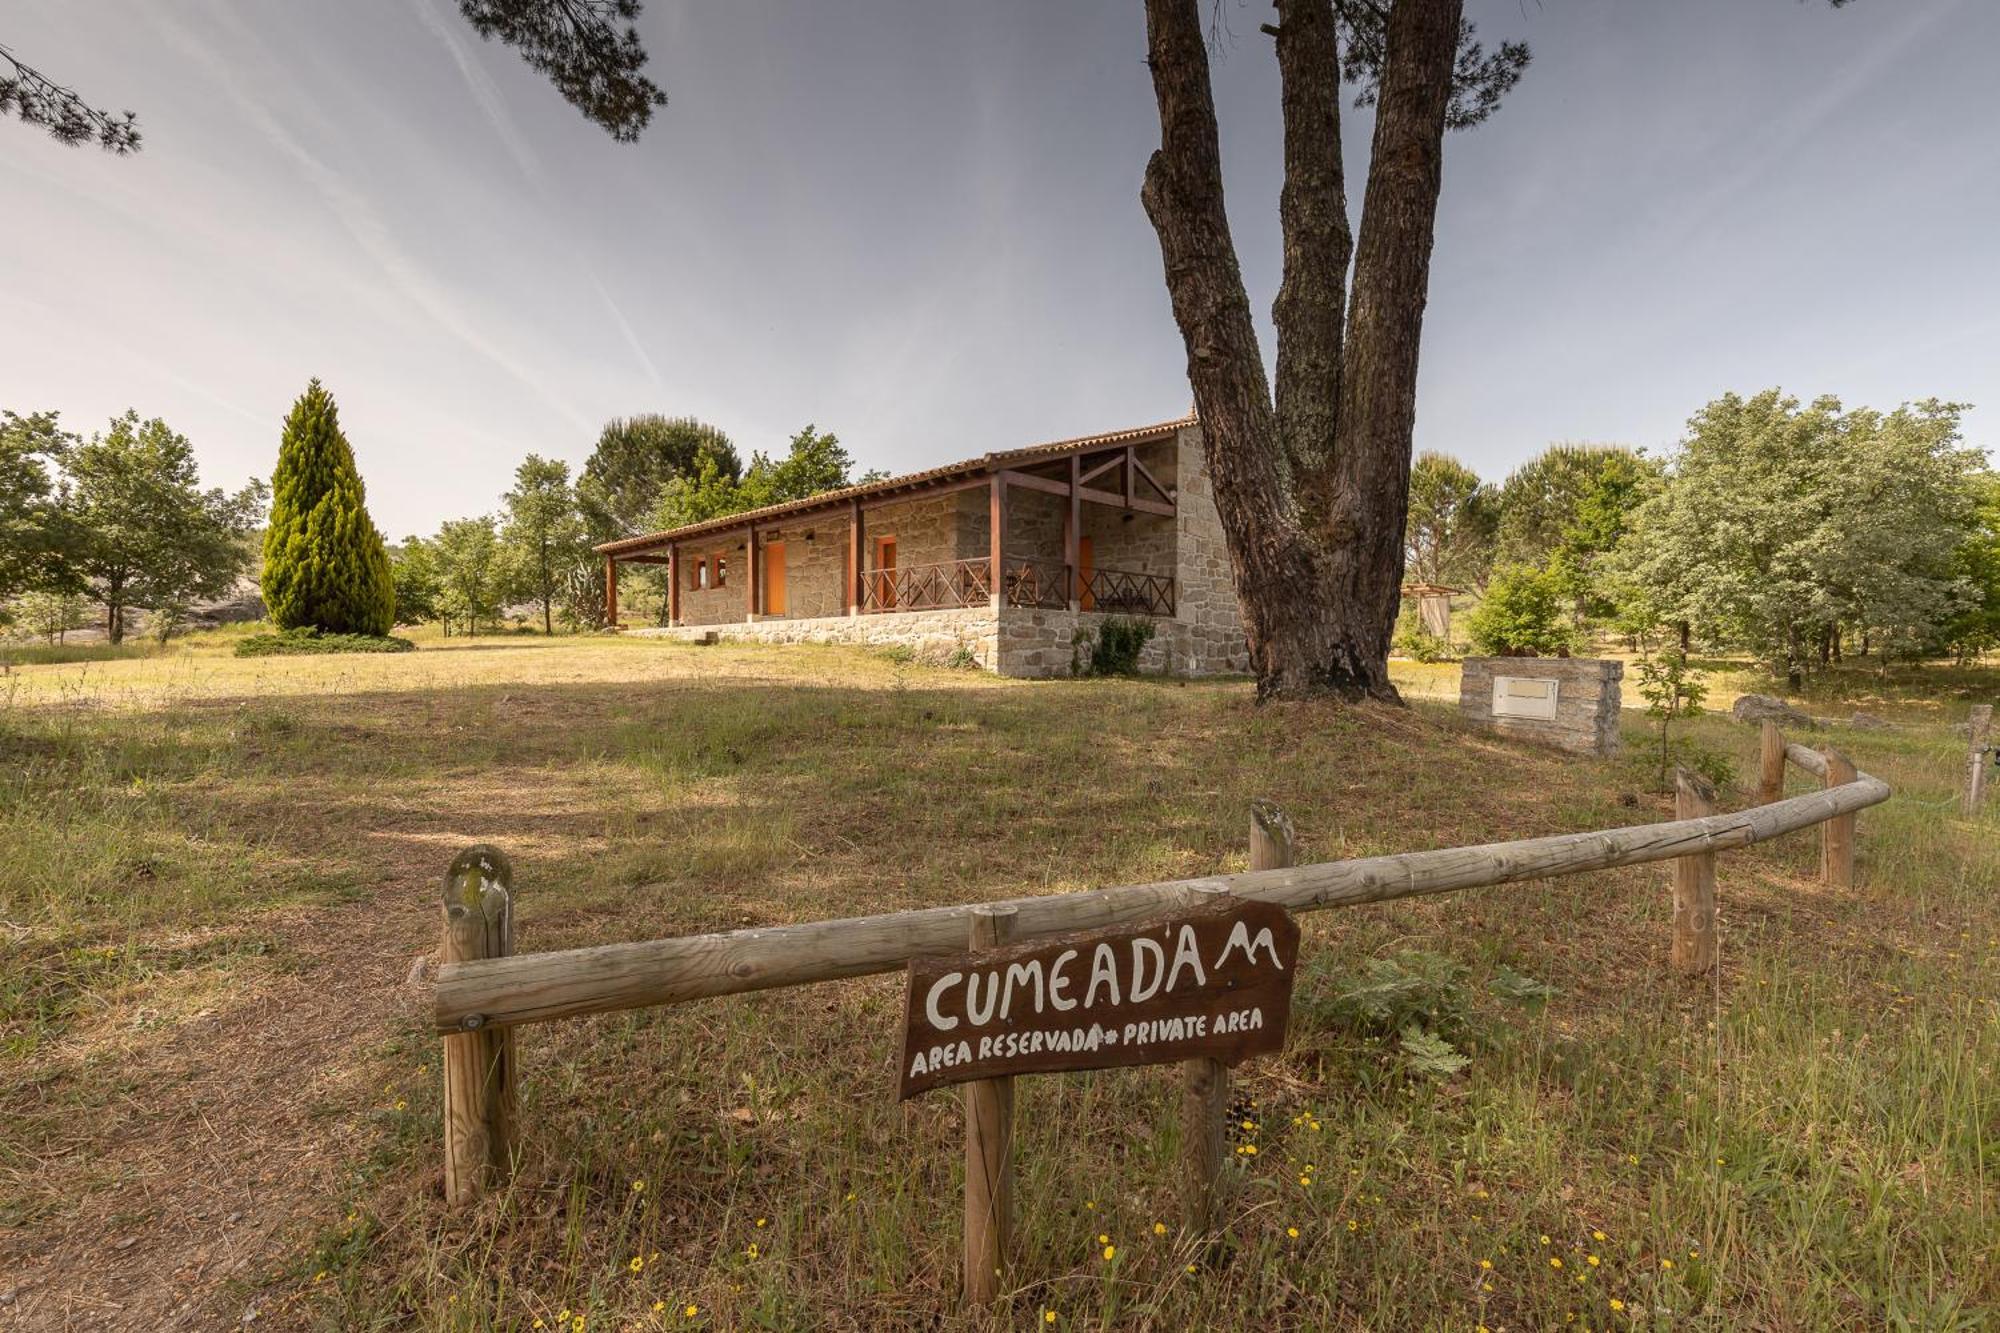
left=963, top=904, right=1018, bottom=1311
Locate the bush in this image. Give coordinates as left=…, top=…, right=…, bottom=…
left=262, top=379, right=396, bottom=636
left=1294, top=949, right=1560, bottom=1081
left=1072, top=616, right=1157, bottom=676
left=1466, top=564, right=1576, bottom=656
left=233, top=627, right=414, bottom=657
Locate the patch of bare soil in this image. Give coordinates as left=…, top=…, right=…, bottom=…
left=1, top=845, right=438, bottom=1329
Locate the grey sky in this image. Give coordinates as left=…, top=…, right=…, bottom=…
left=4, top=0, right=1993, bottom=538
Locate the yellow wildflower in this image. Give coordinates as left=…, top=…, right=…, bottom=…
left=1591, top=1230, right=1606, bottom=1242
left=1661, top=1258, right=1674, bottom=1270
left=1044, top=1312, right=1057, bottom=1325
left=1097, top=1233, right=1109, bottom=1245
left=652, top=1301, right=665, bottom=1313
left=1610, top=1299, right=1626, bottom=1312
left=1551, top=1257, right=1564, bottom=1269
left=1587, top=1255, right=1600, bottom=1267
left=1479, top=1259, right=1493, bottom=1271
left=1153, top=1222, right=1167, bottom=1236
left=1102, top=1244, right=1116, bottom=1261
left=755, top=1217, right=767, bottom=1229
left=685, top=1306, right=699, bottom=1318
left=631, top=1180, right=646, bottom=1193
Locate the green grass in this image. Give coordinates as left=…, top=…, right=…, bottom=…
left=0, top=637, right=1994, bottom=1329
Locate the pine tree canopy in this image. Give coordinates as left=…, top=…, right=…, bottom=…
left=262, top=379, right=396, bottom=635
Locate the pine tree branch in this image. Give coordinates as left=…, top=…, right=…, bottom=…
left=0, top=43, right=141, bottom=152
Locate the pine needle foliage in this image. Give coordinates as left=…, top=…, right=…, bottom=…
left=262, top=380, right=395, bottom=635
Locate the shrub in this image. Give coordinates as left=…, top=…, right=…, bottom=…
left=1635, top=647, right=1709, bottom=787
left=1073, top=616, right=1157, bottom=676
left=1466, top=563, right=1576, bottom=656
left=1295, top=949, right=1560, bottom=1081
left=262, top=379, right=396, bottom=636
left=1392, top=603, right=1453, bottom=662
left=233, top=627, right=414, bottom=657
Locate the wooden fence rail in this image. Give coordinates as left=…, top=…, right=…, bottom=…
left=426, top=743, right=1886, bottom=1036
left=417, top=721, right=1894, bottom=1315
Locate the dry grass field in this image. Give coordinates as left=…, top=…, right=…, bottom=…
left=1, top=633, right=1995, bottom=1330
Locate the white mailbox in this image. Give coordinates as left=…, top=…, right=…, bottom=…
left=1492, top=675, right=1560, bottom=721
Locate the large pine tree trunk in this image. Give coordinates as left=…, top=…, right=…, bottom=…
left=1140, top=0, right=1465, bottom=701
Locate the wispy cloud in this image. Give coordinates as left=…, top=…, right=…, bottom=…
left=150, top=1, right=595, bottom=433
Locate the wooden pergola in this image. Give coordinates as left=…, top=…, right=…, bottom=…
left=596, top=416, right=1190, bottom=628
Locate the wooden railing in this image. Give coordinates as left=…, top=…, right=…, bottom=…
left=1084, top=566, right=1176, bottom=617
left=859, top=557, right=993, bottom=612
left=854, top=556, right=1177, bottom=617
left=996, top=554, right=1070, bottom=610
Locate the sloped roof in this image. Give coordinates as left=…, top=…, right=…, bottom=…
left=595, top=412, right=1196, bottom=556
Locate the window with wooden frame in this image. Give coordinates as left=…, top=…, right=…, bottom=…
left=714, top=555, right=728, bottom=587
left=692, top=557, right=708, bottom=590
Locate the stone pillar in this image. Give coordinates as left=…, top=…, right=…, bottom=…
left=1458, top=657, right=1623, bottom=756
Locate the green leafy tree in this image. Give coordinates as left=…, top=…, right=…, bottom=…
left=1, top=409, right=69, bottom=603
left=1634, top=648, right=1708, bottom=788
left=389, top=536, right=445, bottom=626
left=1618, top=391, right=1980, bottom=683
left=56, top=412, right=265, bottom=643
left=262, top=380, right=396, bottom=636
left=433, top=516, right=505, bottom=635
left=1939, top=474, right=2000, bottom=662
left=580, top=415, right=740, bottom=540
left=9, top=588, right=89, bottom=644
left=500, top=455, right=589, bottom=634
left=1465, top=563, right=1574, bottom=657
left=1404, top=452, right=1497, bottom=588
left=739, top=425, right=870, bottom=508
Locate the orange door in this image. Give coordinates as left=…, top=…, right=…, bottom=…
left=1078, top=536, right=1095, bottom=610
left=875, top=537, right=897, bottom=608
left=764, top=542, right=787, bottom=616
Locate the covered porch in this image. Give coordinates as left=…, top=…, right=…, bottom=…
left=600, top=425, right=1183, bottom=630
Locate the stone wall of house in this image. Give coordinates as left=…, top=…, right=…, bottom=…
left=1165, top=425, right=1250, bottom=676
left=631, top=607, right=999, bottom=667
left=675, top=527, right=751, bottom=627
left=1458, top=656, right=1624, bottom=755
left=868, top=490, right=974, bottom=570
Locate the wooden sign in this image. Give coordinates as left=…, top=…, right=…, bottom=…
left=898, top=899, right=1299, bottom=1099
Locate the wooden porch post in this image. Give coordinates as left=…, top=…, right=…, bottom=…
left=604, top=557, right=618, bottom=628
left=667, top=543, right=680, bottom=627
left=988, top=473, right=1005, bottom=612
left=848, top=500, right=864, bottom=616
left=746, top=526, right=759, bottom=622
left=1066, top=456, right=1081, bottom=611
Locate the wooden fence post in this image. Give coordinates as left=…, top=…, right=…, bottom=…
left=963, top=904, right=1018, bottom=1311
left=1670, top=769, right=1718, bottom=974
left=1821, top=748, right=1857, bottom=888
left=440, top=846, right=516, bottom=1208
left=1964, top=704, right=1993, bottom=818
left=1758, top=720, right=1786, bottom=807
left=1178, top=802, right=1295, bottom=1236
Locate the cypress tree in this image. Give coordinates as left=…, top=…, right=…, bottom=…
left=262, top=379, right=395, bottom=635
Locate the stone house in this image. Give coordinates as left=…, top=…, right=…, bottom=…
left=595, top=414, right=1249, bottom=677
